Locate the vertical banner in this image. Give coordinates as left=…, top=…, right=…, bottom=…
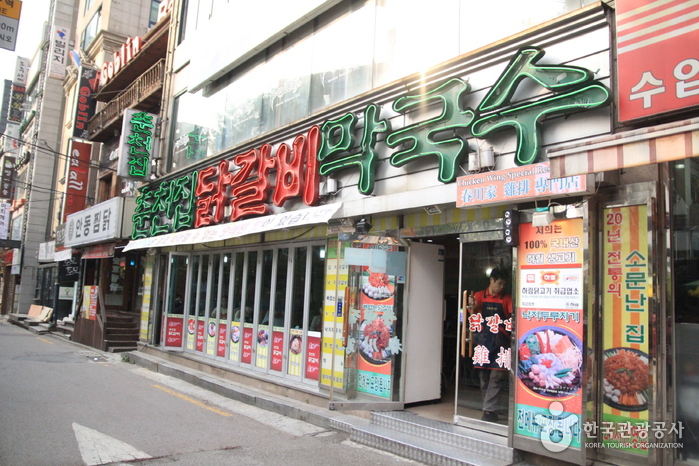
left=64, top=140, right=91, bottom=221
left=7, top=84, right=25, bottom=123
left=242, top=325, right=253, bottom=364
left=196, top=318, right=205, bottom=352
left=305, top=333, right=321, bottom=380
left=515, top=219, right=585, bottom=449
left=49, top=26, right=69, bottom=79
left=0, top=201, right=10, bottom=239
left=271, top=328, right=284, bottom=372
left=256, top=324, right=269, bottom=368
left=287, top=328, right=303, bottom=376
left=321, top=239, right=346, bottom=389
left=73, top=67, right=99, bottom=139
left=229, top=321, right=241, bottom=362
left=0, top=156, right=15, bottom=199
left=117, top=109, right=159, bottom=180
left=82, top=286, right=98, bottom=320
left=601, top=205, right=650, bottom=455
left=217, top=322, right=227, bottom=357
left=186, top=316, right=196, bottom=350
left=206, top=318, right=217, bottom=356
left=139, top=255, right=154, bottom=341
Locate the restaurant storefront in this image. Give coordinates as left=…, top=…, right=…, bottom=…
left=126, top=0, right=699, bottom=464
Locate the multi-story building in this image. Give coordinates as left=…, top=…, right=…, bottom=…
left=49, top=0, right=167, bottom=350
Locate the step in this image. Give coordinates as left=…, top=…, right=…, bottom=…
left=350, top=422, right=513, bottom=466
left=106, top=344, right=138, bottom=353
left=105, top=321, right=138, bottom=329
left=105, top=327, right=139, bottom=335
left=103, top=333, right=140, bottom=342
left=370, top=411, right=520, bottom=463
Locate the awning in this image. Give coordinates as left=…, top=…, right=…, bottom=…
left=548, top=117, right=699, bottom=179
left=123, top=202, right=342, bottom=252
left=82, top=244, right=115, bottom=259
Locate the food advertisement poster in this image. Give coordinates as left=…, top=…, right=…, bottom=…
left=256, top=325, right=269, bottom=368
left=206, top=318, right=217, bottom=356
left=602, top=205, right=650, bottom=455
left=186, top=316, right=196, bottom=350
left=165, top=315, right=183, bottom=347
left=82, top=286, right=98, bottom=321
left=288, top=329, right=303, bottom=376
left=356, top=263, right=397, bottom=398
left=229, top=322, right=241, bottom=362
left=515, top=219, right=584, bottom=449
left=242, top=324, right=253, bottom=364
left=306, top=333, right=321, bottom=380
left=321, top=240, right=346, bottom=389
left=196, top=319, right=205, bottom=352
left=217, top=323, right=227, bottom=357
left=271, top=329, right=284, bottom=372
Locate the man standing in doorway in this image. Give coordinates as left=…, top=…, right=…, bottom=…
left=469, top=267, right=512, bottom=422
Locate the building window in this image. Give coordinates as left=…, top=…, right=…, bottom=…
left=81, top=8, right=101, bottom=50
left=178, top=0, right=189, bottom=44
left=149, top=0, right=161, bottom=28
left=84, top=0, right=95, bottom=15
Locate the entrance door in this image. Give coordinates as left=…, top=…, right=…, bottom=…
left=162, top=253, right=188, bottom=348
left=455, top=240, right=513, bottom=431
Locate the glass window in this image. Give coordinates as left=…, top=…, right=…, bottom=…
left=273, top=248, right=289, bottom=327
left=84, top=0, right=95, bottom=15
left=243, top=251, right=257, bottom=324
left=187, top=254, right=199, bottom=319
left=672, top=157, right=699, bottom=463
left=168, top=255, right=188, bottom=315
left=178, top=0, right=189, bottom=44
left=81, top=9, right=101, bottom=50
left=232, top=251, right=244, bottom=322
left=308, top=245, right=325, bottom=332
left=219, top=253, right=232, bottom=321
left=208, top=253, right=220, bottom=319
left=290, top=247, right=307, bottom=329
left=169, top=91, right=222, bottom=171
left=149, top=0, right=161, bottom=28
left=197, top=254, right=209, bottom=317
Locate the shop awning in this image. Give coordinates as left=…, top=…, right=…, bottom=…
left=548, top=117, right=699, bottom=179
left=123, top=202, right=342, bottom=252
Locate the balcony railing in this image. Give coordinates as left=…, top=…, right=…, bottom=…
left=87, top=59, right=165, bottom=140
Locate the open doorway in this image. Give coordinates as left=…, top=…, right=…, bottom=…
left=406, top=236, right=513, bottom=429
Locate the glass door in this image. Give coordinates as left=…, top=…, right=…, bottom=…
left=270, top=247, right=290, bottom=374
left=215, top=252, right=232, bottom=360
left=162, top=253, right=188, bottom=348
left=185, top=254, right=200, bottom=353
left=241, top=250, right=258, bottom=366
left=229, top=251, right=245, bottom=364
left=205, top=253, right=221, bottom=357
left=255, top=249, right=274, bottom=371
left=455, top=240, right=513, bottom=431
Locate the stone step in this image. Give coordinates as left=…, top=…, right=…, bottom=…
left=350, top=422, right=513, bottom=466
left=369, top=411, right=520, bottom=463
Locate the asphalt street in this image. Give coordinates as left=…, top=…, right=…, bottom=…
left=0, top=319, right=421, bottom=466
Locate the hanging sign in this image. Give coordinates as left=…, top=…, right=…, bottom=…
left=64, top=140, right=91, bottom=221
left=49, top=25, right=69, bottom=79
left=7, top=84, right=24, bottom=123
left=117, top=108, right=159, bottom=181
left=515, top=218, right=584, bottom=450
left=0, top=155, right=15, bottom=199
left=600, top=204, right=650, bottom=454
left=73, top=67, right=99, bottom=139
left=0, top=0, right=21, bottom=52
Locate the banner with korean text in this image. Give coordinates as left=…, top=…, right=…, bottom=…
left=515, top=218, right=584, bottom=449
left=601, top=204, right=650, bottom=455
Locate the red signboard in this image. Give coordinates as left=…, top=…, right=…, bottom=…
left=305, top=334, right=321, bottom=380
left=271, top=330, right=284, bottom=372
left=217, top=323, right=227, bottom=357
left=617, top=0, right=699, bottom=122
left=242, top=326, right=253, bottom=364
left=73, top=67, right=99, bottom=139
left=165, top=316, right=184, bottom=347
left=196, top=319, right=205, bottom=352
left=64, top=140, right=91, bottom=221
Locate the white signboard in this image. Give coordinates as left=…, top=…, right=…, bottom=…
left=38, top=241, right=55, bottom=262
left=0, top=16, right=19, bottom=52
left=0, top=202, right=9, bottom=240
left=49, top=26, right=69, bottom=79
left=3, top=123, right=19, bottom=153
left=14, top=56, right=29, bottom=85
left=65, top=197, right=124, bottom=247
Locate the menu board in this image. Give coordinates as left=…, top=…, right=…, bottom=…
left=515, top=219, right=584, bottom=450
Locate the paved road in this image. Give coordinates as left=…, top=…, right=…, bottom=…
left=0, top=320, right=420, bottom=466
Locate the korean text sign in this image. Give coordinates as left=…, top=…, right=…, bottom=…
left=600, top=205, right=650, bottom=455
left=515, top=219, right=584, bottom=449
left=616, top=0, right=699, bottom=121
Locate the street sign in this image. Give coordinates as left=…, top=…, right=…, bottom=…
left=0, top=0, right=21, bottom=52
